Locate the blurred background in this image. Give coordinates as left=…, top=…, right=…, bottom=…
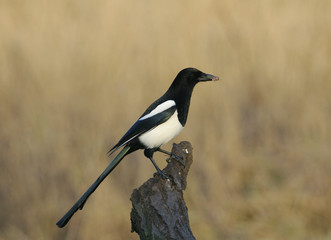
left=1, top=0, right=331, bottom=239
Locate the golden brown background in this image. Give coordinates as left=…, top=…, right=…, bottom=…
left=1, top=0, right=330, bottom=239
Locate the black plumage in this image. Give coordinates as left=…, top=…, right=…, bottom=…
left=56, top=67, right=218, bottom=228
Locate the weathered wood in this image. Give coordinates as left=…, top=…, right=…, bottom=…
left=130, top=141, right=195, bottom=240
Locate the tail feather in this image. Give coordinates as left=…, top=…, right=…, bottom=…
left=56, top=145, right=131, bottom=228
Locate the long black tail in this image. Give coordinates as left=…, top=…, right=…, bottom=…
left=56, top=145, right=131, bottom=228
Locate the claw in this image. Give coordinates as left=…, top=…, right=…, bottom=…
left=170, top=153, right=185, bottom=167
left=157, top=148, right=186, bottom=167
left=153, top=170, right=172, bottom=180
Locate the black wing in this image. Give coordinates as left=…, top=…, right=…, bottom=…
left=108, top=105, right=176, bottom=155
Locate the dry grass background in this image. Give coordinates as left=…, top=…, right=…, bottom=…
left=1, top=0, right=331, bottom=239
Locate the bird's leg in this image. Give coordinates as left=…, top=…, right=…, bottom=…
left=157, top=147, right=185, bottom=167
left=144, top=149, right=171, bottom=180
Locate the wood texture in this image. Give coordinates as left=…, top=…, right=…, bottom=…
left=130, top=141, right=195, bottom=240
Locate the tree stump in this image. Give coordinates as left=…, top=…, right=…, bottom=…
left=130, top=141, right=195, bottom=240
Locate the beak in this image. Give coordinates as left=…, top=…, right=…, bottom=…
left=199, top=73, right=219, bottom=82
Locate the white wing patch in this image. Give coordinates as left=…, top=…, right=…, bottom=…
left=139, top=100, right=176, bottom=121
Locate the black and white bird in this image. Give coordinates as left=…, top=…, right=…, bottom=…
left=56, top=67, right=219, bottom=228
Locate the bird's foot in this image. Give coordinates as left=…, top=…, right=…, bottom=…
left=167, top=153, right=185, bottom=167
left=153, top=169, right=173, bottom=181
left=157, top=148, right=185, bottom=167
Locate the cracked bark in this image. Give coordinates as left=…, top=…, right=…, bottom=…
left=130, top=141, right=195, bottom=240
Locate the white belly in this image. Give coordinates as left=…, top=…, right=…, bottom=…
left=138, top=110, right=184, bottom=149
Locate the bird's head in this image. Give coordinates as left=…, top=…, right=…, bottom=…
left=171, top=68, right=219, bottom=89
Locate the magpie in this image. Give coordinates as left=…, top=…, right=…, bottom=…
left=56, top=67, right=219, bottom=228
